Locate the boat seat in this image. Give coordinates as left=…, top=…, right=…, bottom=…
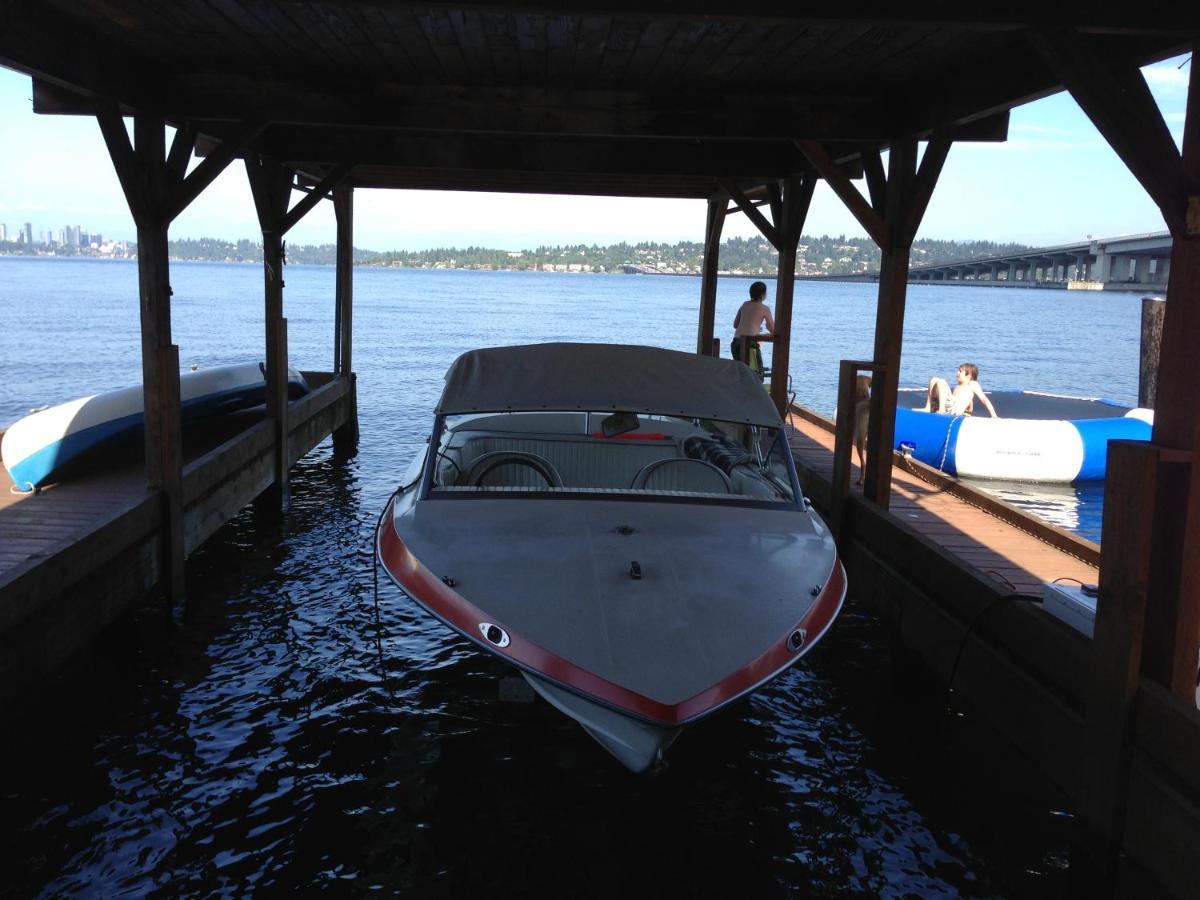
left=452, top=434, right=677, bottom=489
left=460, top=450, right=565, bottom=488
left=629, top=458, right=733, bottom=493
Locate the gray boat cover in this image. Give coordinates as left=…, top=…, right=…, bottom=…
left=436, top=343, right=781, bottom=426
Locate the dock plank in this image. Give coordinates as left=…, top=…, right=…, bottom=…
left=785, top=410, right=1099, bottom=594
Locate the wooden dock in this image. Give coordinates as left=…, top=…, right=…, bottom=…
left=785, top=406, right=1099, bottom=595
left=787, top=403, right=1200, bottom=898
left=0, top=372, right=355, bottom=703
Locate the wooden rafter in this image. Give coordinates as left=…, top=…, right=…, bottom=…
left=1029, top=28, right=1192, bottom=234
left=796, top=140, right=889, bottom=248
left=719, top=179, right=781, bottom=249
left=697, top=194, right=727, bottom=356
left=862, top=148, right=887, bottom=214
left=166, top=121, right=266, bottom=222
left=281, top=163, right=353, bottom=234
left=900, top=129, right=954, bottom=246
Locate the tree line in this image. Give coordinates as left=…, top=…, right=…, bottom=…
left=160, top=235, right=1034, bottom=275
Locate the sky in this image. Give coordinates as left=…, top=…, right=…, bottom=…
left=0, top=55, right=1189, bottom=252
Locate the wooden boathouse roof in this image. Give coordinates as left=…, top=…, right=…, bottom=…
left=2, top=5, right=1195, bottom=196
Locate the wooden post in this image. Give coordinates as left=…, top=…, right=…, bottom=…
left=263, top=220, right=289, bottom=510
left=831, top=360, right=887, bottom=536
left=798, top=135, right=951, bottom=509
left=863, top=140, right=917, bottom=506
left=770, top=174, right=815, bottom=416
left=1141, top=45, right=1200, bottom=702
left=830, top=360, right=859, bottom=537
left=333, top=184, right=359, bottom=446
left=157, top=343, right=185, bottom=607
left=1139, top=296, right=1165, bottom=409
left=246, top=155, right=301, bottom=512
left=1079, top=441, right=1167, bottom=876
left=697, top=195, right=726, bottom=356
left=95, top=110, right=260, bottom=608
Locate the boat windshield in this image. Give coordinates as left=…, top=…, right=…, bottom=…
left=428, top=411, right=797, bottom=505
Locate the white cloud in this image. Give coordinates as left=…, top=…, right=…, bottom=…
left=1010, top=122, right=1077, bottom=137
left=1142, top=61, right=1191, bottom=90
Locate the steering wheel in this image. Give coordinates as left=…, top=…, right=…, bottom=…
left=462, top=451, right=564, bottom=488
left=629, top=457, right=733, bottom=493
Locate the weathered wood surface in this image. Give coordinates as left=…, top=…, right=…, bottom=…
left=787, top=409, right=1099, bottom=593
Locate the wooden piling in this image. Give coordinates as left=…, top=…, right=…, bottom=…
left=1079, top=441, right=1164, bottom=875
left=770, top=174, right=815, bottom=416
left=696, top=195, right=726, bottom=357
left=1139, top=297, right=1165, bottom=409
left=333, top=185, right=359, bottom=446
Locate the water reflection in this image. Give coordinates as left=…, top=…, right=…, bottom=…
left=969, top=479, right=1105, bottom=544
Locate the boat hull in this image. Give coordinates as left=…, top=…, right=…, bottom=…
left=377, top=489, right=846, bottom=770
left=2, top=363, right=308, bottom=489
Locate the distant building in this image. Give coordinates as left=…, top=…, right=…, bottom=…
left=22, top=222, right=33, bottom=244
left=0, top=223, right=7, bottom=242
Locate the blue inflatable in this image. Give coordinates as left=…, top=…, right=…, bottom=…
left=892, top=390, right=1152, bottom=483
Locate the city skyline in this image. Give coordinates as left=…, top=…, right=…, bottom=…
left=0, top=56, right=1190, bottom=252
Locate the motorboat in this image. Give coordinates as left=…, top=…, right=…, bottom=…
left=892, top=388, right=1152, bottom=482
left=375, top=343, right=846, bottom=772
left=2, top=362, right=308, bottom=490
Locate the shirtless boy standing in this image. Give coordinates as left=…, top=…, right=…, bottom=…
left=731, top=281, right=775, bottom=374
left=923, top=363, right=999, bottom=417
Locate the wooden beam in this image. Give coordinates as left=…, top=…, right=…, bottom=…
left=901, top=130, right=954, bottom=246
left=245, top=153, right=295, bottom=510
left=697, top=195, right=726, bottom=356
left=1029, top=28, right=1189, bottom=233
left=272, top=3, right=1200, bottom=31
left=1144, top=45, right=1200, bottom=702
left=795, top=140, right=889, bottom=248
left=719, top=179, right=780, bottom=249
left=863, top=139, right=917, bottom=506
left=157, top=344, right=186, bottom=609
left=100, top=74, right=900, bottom=141
left=94, top=106, right=148, bottom=225
left=251, top=129, right=808, bottom=180
left=165, top=123, right=197, bottom=184
left=1079, top=441, right=1162, bottom=876
left=166, top=121, right=266, bottom=222
left=334, top=186, right=354, bottom=379
left=862, top=148, right=886, bottom=213
left=769, top=172, right=815, bottom=415
left=281, top=163, right=353, bottom=235
left=766, top=182, right=784, bottom=232
left=333, top=186, right=358, bottom=446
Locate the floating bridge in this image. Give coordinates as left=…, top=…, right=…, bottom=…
left=909, top=231, right=1173, bottom=291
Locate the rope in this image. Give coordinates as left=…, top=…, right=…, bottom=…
left=935, top=414, right=962, bottom=474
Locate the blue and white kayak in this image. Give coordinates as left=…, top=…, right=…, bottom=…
left=2, top=363, right=308, bottom=490
left=893, top=389, right=1152, bottom=483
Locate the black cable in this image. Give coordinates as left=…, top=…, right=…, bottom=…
left=945, top=591, right=1043, bottom=714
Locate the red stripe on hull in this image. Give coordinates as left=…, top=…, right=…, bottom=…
left=377, top=498, right=845, bottom=725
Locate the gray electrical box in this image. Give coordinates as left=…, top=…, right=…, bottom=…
left=1042, top=582, right=1098, bottom=638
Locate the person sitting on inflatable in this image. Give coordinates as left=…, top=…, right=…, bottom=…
left=923, top=363, right=999, bottom=417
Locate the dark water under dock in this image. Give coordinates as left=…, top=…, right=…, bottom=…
left=0, top=258, right=1138, bottom=894
left=3, top=448, right=1078, bottom=896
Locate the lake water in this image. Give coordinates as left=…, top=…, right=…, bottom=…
left=0, top=257, right=1146, bottom=895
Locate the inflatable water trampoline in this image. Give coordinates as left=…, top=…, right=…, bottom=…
left=892, top=389, right=1152, bottom=483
